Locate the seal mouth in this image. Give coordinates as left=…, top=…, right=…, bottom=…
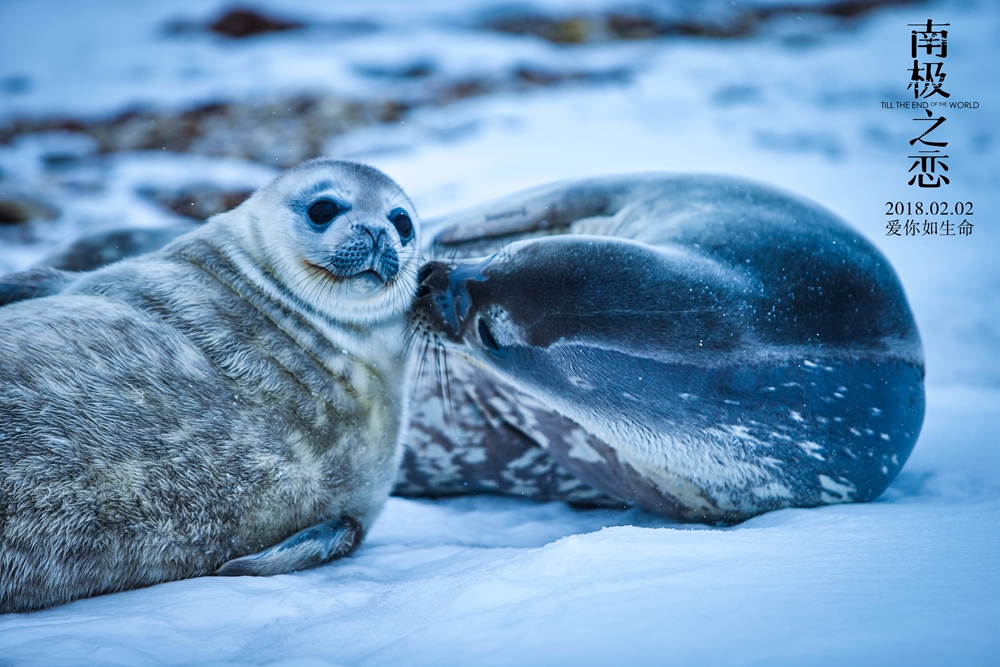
left=410, top=261, right=471, bottom=343
left=352, top=268, right=384, bottom=282
left=304, top=261, right=392, bottom=290
left=349, top=269, right=388, bottom=292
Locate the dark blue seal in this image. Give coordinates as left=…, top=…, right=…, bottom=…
left=401, top=174, right=924, bottom=523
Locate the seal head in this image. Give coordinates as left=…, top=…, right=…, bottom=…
left=227, top=159, right=419, bottom=326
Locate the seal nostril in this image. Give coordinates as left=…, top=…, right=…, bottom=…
left=416, top=263, right=435, bottom=286
left=415, top=283, right=431, bottom=298
left=478, top=318, right=500, bottom=351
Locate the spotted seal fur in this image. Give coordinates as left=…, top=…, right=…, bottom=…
left=401, top=173, right=924, bottom=523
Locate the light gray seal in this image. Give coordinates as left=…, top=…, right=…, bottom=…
left=0, top=158, right=421, bottom=613
left=400, top=174, right=925, bottom=523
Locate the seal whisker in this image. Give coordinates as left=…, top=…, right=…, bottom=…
left=409, top=336, right=432, bottom=404
left=400, top=320, right=422, bottom=357
left=438, top=342, right=458, bottom=433
left=432, top=340, right=454, bottom=428
left=292, top=269, right=325, bottom=305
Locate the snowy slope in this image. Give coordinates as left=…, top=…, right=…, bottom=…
left=1, top=1, right=998, bottom=665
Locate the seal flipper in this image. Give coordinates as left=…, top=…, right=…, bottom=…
left=0, top=266, right=75, bottom=307
left=428, top=178, right=636, bottom=251
left=214, top=517, right=362, bottom=577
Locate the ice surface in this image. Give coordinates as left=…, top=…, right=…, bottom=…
left=1, top=0, right=998, bottom=664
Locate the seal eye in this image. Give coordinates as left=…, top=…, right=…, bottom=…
left=389, top=207, right=413, bottom=244
left=307, top=199, right=341, bottom=228
left=478, top=318, right=500, bottom=351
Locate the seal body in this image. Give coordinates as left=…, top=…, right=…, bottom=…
left=0, top=158, right=421, bottom=613
left=402, top=174, right=925, bottom=522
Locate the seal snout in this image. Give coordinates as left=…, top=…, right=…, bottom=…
left=325, top=225, right=400, bottom=283
left=413, top=260, right=486, bottom=343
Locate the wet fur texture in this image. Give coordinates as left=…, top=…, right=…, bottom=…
left=0, top=158, right=420, bottom=613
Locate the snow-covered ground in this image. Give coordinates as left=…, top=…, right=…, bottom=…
left=1, top=1, right=998, bottom=665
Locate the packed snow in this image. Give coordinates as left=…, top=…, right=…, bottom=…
left=1, top=0, right=998, bottom=665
